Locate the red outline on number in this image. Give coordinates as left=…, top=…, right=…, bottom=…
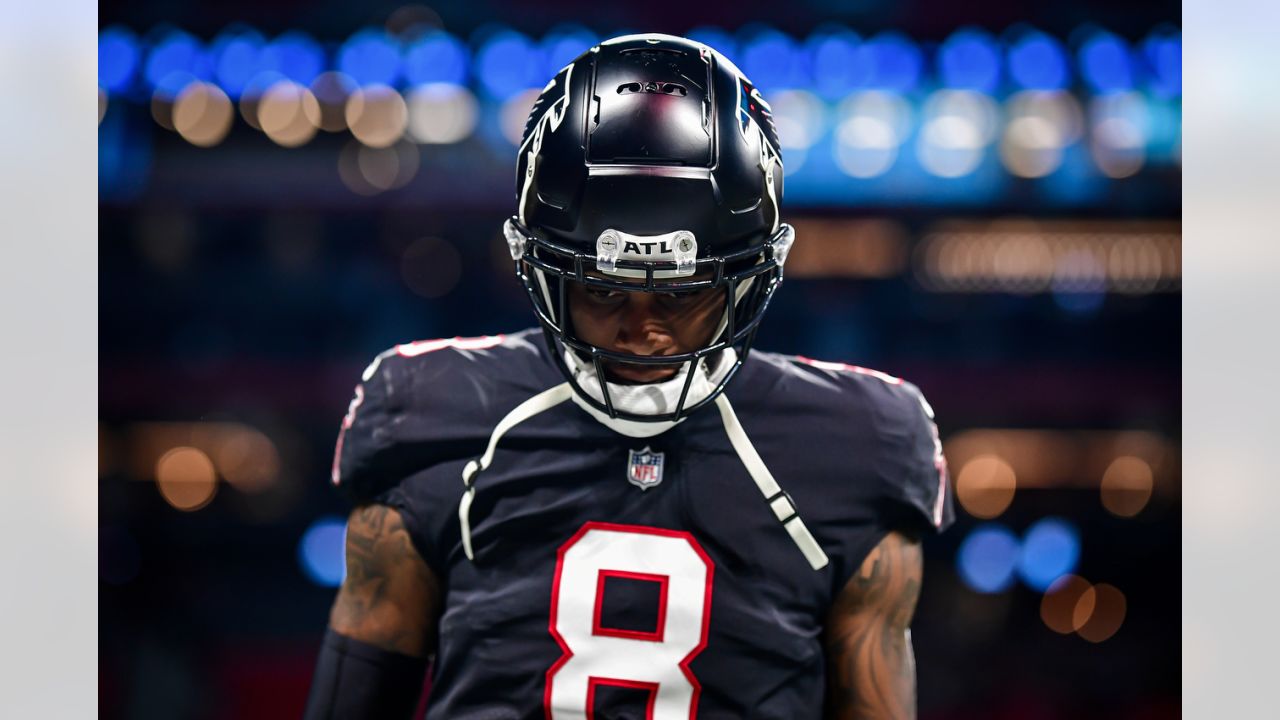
left=545, top=521, right=715, bottom=720
left=585, top=677, right=659, bottom=720
left=592, top=569, right=669, bottom=642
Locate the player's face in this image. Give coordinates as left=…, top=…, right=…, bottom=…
left=567, top=275, right=726, bottom=384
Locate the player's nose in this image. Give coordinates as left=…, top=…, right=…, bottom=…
left=614, top=294, right=674, bottom=356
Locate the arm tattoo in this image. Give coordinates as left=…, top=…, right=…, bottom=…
left=824, top=532, right=923, bottom=720
left=328, top=504, right=440, bottom=657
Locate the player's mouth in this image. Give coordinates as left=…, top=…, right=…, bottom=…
left=603, top=360, right=681, bottom=384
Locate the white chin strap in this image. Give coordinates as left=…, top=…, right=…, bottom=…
left=563, top=347, right=737, bottom=438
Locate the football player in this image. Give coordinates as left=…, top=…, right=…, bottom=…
left=305, top=34, right=952, bottom=719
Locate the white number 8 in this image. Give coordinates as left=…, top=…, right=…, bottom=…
left=545, top=522, right=715, bottom=719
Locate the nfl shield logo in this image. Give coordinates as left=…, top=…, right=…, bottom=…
left=627, top=447, right=665, bottom=490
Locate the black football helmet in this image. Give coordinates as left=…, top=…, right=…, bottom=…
left=504, top=33, right=794, bottom=422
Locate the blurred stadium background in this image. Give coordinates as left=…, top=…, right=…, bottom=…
left=97, top=0, right=1180, bottom=717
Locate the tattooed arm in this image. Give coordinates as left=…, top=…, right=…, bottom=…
left=824, top=530, right=924, bottom=720
left=329, top=503, right=440, bottom=654
left=303, top=504, right=441, bottom=719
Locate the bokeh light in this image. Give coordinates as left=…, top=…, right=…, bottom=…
left=237, top=70, right=286, bottom=130
left=957, top=524, right=1020, bottom=593
left=406, top=83, right=479, bottom=144
left=1008, top=30, right=1070, bottom=90
left=1000, top=91, right=1083, bottom=178
left=155, top=446, right=218, bottom=511
left=476, top=29, right=540, bottom=99
left=956, top=454, right=1017, bottom=519
left=1075, top=583, right=1127, bottom=642
left=263, top=31, right=325, bottom=85
left=401, top=237, right=463, bottom=298
left=211, top=426, right=281, bottom=494
left=859, top=32, right=922, bottom=92
left=338, top=29, right=402, bottom=87
left=338, top=141, right=379, bottom=196
left=368, top=141, right=420, bottom=190
left=540, top=25, right=597, bottom=79
left=211, top=28, right=265, bottom=98
left=937, top=28, right=1000, bottom=93
left=99, top=26, right=141, bottom=92
left=173, top=82, right=234, bottom=147
left=771, top=89, right=824, bottom=175
left=1101, top=455, right=1155, bottom=517
left=1079, top=30, right=1134, bottom=93
left=917, top=90, right=998, bottom=178
left=258, top=80, right=321, bottom=147
left=685, top=26, right=738, bottom=62
left=404, top=31, right=469, bottom=86
left=298, top=516, right=347, bottom=587
left=1041, top=574, right=1092, bottom=633
left=311, top=71, right=358, bottom=132
left=145, top=30, right=209, bottom=91
left=1017, top=517, right=1081, bottom=591
left=1090, top=92, right=1150, bottom=178
left=499, top=88, right=542, bottom=145
left=346, top=84, right=409, bottom=147
left=741, top=28, right=804, bottom=90
left=834, top=91, right=911, bottom=178
left=99, top=88, right=109, bottom=125
left=1143, top=30, right=1181, bottom=97
left=806, top=27, right=861, bottom=99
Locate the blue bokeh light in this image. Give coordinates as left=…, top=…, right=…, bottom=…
left=807, top=27, right=861, bottom=99
left=1079, top=31, right=1133, bottom=93
left=861, top=33, right=922, bottom=91
left=475, top=29, right=540, bottom=98
left=144, top=30, right=209, bottom=90
left=405, top=31, right=469, bottom=86
left=541, top=26, right=597, bottom=79
left=152, top=71, right=200, bottom=102
left=211, top=30, right=265, bottom=98
left=957, top=523, right=1020, bottom=593
left=264, top=32, right=325, bottom=85
left=1144, top=32, right=1181, bottom=97
left=298, top=516, right=347, bottom=587
left=1017, top=517, right=1081, bottom=590
left=99, top=27, right=141, bottom=92
left=741, top=29, right=804, bottom=90
left=686, top=26, right=738, bottom=62
left=338, top=29, right=402, bottom=87
left=1008, top=31, right=1070, bottom=90
left=938, top=28, right=1001, bottom=93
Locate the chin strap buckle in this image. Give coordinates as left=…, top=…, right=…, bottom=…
left=596, top=229, right=621, bottom=273
left=503, top=218, right=527, bottom=261
left=771, top=224, right=795, bottom=267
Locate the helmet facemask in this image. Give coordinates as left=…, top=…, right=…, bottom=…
left=505, top=217, right=794, bottom=422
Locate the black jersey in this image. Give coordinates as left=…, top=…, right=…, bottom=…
left=332, top=329, right=953, bottom=719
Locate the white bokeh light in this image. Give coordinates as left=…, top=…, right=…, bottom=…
left=407, top=83, right=479, bottom=144
left=833, top=91, right=912, bottom=179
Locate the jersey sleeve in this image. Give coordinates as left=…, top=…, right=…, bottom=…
left=869, top=379, right=954, bottom=535
left=330, top=346, right=477, bottom=504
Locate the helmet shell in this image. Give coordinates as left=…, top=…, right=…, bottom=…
left=515, top=34, right=784, bottom=259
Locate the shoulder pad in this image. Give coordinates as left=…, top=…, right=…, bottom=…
left=330, top=335, right=509, bottom=502
left=789, top=356, right=954, bottom=533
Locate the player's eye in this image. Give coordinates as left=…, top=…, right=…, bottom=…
left=584, top=286, right=625, bottom=302
left=658, top=289, right=706, bottom=306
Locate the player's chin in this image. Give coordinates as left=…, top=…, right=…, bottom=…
left=603, top=361, right=681, bottom=385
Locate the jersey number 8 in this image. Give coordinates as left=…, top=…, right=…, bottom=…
left=545, top=522, right=715, bottom=719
